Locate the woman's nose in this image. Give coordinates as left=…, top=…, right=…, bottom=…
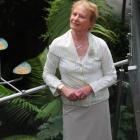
left=73, top=15, right=79, bottom=20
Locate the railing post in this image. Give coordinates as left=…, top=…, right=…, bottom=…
left=112, top=68, right=125, bottom=140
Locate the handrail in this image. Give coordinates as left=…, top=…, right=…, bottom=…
left=0, top=77, right=23, bottom=85
left=114, top=59, right=128, bottom=67
left=0, top=59, right=129, bottom=103
left=0, top=85, right=46, bottom=103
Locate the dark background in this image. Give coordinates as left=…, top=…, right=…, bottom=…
left=0, top=0, right=47, bottom=79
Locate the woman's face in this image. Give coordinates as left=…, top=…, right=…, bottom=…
left=70, top=5, right=93, bottom=32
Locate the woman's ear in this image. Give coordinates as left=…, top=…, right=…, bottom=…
left=89, top=21, right=95, bottom=30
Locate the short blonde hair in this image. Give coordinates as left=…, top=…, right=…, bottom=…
left=71, top=0, right=99, bottom=22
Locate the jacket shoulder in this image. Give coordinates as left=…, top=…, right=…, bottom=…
left=49, top=31, right=70, bottom=52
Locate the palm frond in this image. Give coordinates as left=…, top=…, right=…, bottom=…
left=38, top=47, right=48, bottom=67
left=92, top=24, right=118, bottom=43
left=44, top=0, right=72, bottom=44
left=27, top=57, right=44, bottom=87
left=0, top=97, right=40, bottom=126
left=36, top=98, right=62, bottom=121
left=0, top=85, right=13, bottom=97
left=43, top=0, right=117, bottom=45
left=37, top=115, right=63, bottom=140
left=92, top=0, right=112, bottom=16
left=25, top=55, right=54, bottom=106
left=11, top=98, right=40, bottom=112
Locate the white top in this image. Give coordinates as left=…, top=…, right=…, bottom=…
left=43, top=30, right=117, bottom=106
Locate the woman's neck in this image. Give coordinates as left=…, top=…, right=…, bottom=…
left=71, top=29, right=89, bottom=52
left=71, top=30, right=88, bottom=42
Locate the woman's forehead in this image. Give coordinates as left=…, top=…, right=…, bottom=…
left=72, top=5, right=91, bottom=16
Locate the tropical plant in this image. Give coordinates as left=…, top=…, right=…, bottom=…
left=91, top=24, right=117, bottom=44
left=43, top=0, right=117, bottom=45
left=118, top=105, right=136, bottom=140
left=37, top=116, right=63, bottom=140
left=0, top=53, right=62, bottom=139
left=1, top=135, right=38, bottom=140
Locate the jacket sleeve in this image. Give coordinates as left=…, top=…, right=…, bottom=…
left=89, top=40, right=117, bottom=96
left=42, top=48, right=62, bottom=96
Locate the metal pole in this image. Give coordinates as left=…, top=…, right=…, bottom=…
left=0, top=77, right=23, bottom=85
left=121, top=0, right=127, bottom=25
left=0, top=84, right=47, bottom=103
left=114, top=59, right=128, bottom=67
left=112, top=68, right=125, bottom=140
left=1, top=77, right=22, bottom=93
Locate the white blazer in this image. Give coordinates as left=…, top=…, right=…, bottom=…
left=43, top=30, right=117, bottom=106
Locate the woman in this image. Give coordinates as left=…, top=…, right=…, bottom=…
left=43, top=0, right=117, bottom=140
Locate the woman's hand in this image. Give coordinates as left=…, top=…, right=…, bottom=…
left=75, top=85, right=93, bottom=100
left=61, top=86, right=79, bottom=101
left=60, top=84, right=93, bottom=101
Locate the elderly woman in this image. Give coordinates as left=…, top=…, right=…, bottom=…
left=43, top=0, right=117, bottom=140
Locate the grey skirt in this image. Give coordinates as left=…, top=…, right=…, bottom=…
left=63, top=100, right=112, bottom=140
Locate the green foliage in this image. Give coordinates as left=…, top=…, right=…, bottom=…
left=2, top=98, right=40, bottom=126
left=0, top=53, right=61, bottom=138
left=36, top=98, right=62, bottom=121
left=43, top=0, right=117, bottom=45
left=0, top=85, right=13, bottom=97
left=37, top=116, right=63, bottom=140
left=118, top=105, right=136, bottom=140
left=0, top=55, right=47, bottom=125
left=101, top=14, right=129, bottom=61
left=43, top=0, right=72, bottom=44
left=91, top=24, right=117, bottom=44
left=11, top=98, right=40, bottom=112
left=0, top=84, right=40, bottom=128
left=1, top=135, right=38, bottom=140
left=91, top=0, right=112, bottom=16
left=27, top=57, right=44, bottom=88
left=38, top=47, right=48, bottom=67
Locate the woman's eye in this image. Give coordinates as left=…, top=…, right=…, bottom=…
left=72, top=12, right=86, bottom=19
left=79, top=15, right=85, bottom=19
left=72, top=13, right=77, bottom=16
left=78, top=13, right=86, bottom=19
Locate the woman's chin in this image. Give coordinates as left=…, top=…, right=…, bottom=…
left=70, top=26, right=81, bottom=32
